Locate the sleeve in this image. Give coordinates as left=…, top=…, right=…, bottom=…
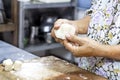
left=85, top=0, right=97, bottom=16
left=86, top=0, right=118, bottom=45
left=85, top=0, right=118, bottom=16
left=107, top=4, right=120, bottom=45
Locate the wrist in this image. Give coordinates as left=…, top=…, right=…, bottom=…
left=94, top=44, right=109, bottom=57
left=73, top=16, right=91, bottom=34
left=94, top=44, right=117, bottom=59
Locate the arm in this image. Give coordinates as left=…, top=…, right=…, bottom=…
left=63, top=35, right=120, bottom=60
left=96, top=44, right=120, bottom=60
left=51, top=15, right=91, bottom=43
left=71, top=15, right=91, bottom=34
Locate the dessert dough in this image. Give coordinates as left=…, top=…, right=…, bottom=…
left=2, top=59, right=23, bottom=71
left=13, top=60, right=22, bottom=71
left=2, top=59, right=13, bottom=71
left=54, top=23, right=76, bottom=39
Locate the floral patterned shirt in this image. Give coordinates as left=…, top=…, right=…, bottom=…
left=78, top=0, right=120, bottom=80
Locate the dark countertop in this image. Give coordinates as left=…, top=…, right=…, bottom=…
left=0, top=41, right=38, bottom=62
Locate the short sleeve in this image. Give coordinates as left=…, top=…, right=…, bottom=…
left=87, top=0, right=118, bottom=44
left=85, top=0, right=118, bottom=16
left=85, top=0, right=97, bottom=16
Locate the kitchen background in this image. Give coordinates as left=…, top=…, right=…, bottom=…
left=0, top=0, right=91, bottom=65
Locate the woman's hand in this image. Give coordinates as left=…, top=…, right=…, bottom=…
left=63, top=34, right=101, bottom=57
left=63, top=34, right=120, bottom=60
left=51, top=19, right=78, bottom=44
left=51, top=15, right=91, bottom=44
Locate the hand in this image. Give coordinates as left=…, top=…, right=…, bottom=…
left=63, top=34, right=101, bottom=57
left=51, top=19, right=78, bottom=44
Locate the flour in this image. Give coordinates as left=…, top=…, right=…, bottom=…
left=11, top=62, right=63, bottom=80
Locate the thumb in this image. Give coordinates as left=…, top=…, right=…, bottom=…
left=54, top=25, right=60, bottom=30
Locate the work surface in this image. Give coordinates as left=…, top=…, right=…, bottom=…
left=0, top=56, right=107, bottom=80
left=0, top=41, right=107, bottom=80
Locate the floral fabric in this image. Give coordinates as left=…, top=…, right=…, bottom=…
left=78, top=0, right=120, bottom=80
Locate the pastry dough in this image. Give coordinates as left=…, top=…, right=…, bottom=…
left=54, top=23, right=76, bottom=39
left=2, top=59, right=13, bottom=71
left=13, top=60, right=22, bottom=71
left=2, top=59, right=23, bottom=71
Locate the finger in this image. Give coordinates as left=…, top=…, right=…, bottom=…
left=54, top=19, right=64, bottom=29
left=64, top=40, right=88, bottom=57
left=54, top=24, right=60, bottom=29
left=66, top=34, right=84, bottom=45
left=63, top=40, right=78, bottom=53
left=55, top=38, right=63, bottom=43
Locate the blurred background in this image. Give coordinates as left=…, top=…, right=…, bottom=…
left=0, top=0, right=92, bottom=64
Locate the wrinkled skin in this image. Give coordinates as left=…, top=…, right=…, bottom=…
left=63, top=34, right=101, bottom=57
left=51, top=16, right=120, bottom=60
left=51, top=19, right=78, bottom=45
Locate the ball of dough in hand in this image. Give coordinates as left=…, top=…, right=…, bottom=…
left=2, top=59, right=13, bottom=71
left=13, top=60, right=22, bottom=71
left=54, top=23, right=76, bottom=39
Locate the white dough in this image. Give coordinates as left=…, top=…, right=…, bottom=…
left=13, top=60, right=23, bottom=71
left=2, top=59, right=23, bottom=71
left=54, top=23, right=76, bottom=39
left=2, top=59, right=13, bottom=71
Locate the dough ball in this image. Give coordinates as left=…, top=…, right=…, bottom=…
left=54, top=23, right=76, bottom=39
left=13, top=60, right=23, bottom=71
left=2, top=59, right=13, bottom=66
left=2, top=59, right=13, bottom=71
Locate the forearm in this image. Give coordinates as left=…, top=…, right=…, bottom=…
left=95, top=44, right=120, bottom=60
left=71, top=15, right=91, bottom=34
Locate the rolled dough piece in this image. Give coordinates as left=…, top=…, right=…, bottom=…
left=2, top=59, right=13, bottom=71
left=13, top=60, right=23, bottom=71
left=54, top=23, right=76, bottom=39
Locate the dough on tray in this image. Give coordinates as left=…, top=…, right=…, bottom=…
left=2, top=59, right=23, bottom=71
left=54, top=23, right=76, bottom=39
left=13, top=60, right=23, bottom=71
left=2, top=59, right=13, bottom=71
